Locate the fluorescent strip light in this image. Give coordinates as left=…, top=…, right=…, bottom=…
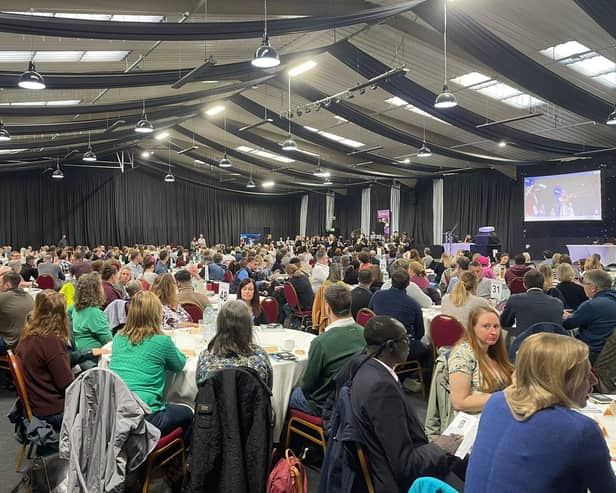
left=141, top=151, right=151, bottom=158
left=339, top=138, right=364, bottom=148
left=205, top=105, right=225, bottom=116
left=34, top=51, right=84, bottom=62
left=0, top=149, right=26, bottom=154
left=0, top=51, right=34, bottom=62
left=236, top=146, right=253, bottom=152
left=333, top=115, right=349, bottom=122
left=80, top=51, right=129, bottom=62
left=539, top=41, right=590, bottom=60
left=110, top=15, right=164, bottom=22
left=11, top=101, right=43, bottom=106
left=55, top=13, right=112, bottom=20
left=262, top=181, right=275, bottom=188
left=155, top=132, right=169, bottom=140
left=46, top=99, right=81, bottom=106
left=288, top=60, right=317, bottom=77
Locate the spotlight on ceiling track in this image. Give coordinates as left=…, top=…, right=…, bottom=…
left=607, top=107, right=616, bottom=125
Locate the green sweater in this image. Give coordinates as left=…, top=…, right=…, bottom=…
left=300, top=321, right=365, bottom=414
left=109, top=334, right=186, bottom=413
left=69, top=306, right=112, bottom=351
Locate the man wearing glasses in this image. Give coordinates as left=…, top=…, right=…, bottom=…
left=563, top=269, right=616, bottom=364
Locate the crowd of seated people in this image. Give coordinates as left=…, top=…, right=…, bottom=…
left=2, top=235, right=616, bottom=491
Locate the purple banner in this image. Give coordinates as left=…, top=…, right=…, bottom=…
left=377, top=209, right=390, bottom=235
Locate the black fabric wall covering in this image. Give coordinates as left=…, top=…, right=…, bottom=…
left=0, top=2, right=422, bottom=40
left=401, top=179, right=433, bottom=249
left=0, top=167, right=299, bottom=247
left=329, top=41, right=602, bottom=155
left=573, top=0, right=616, bottom=40
left=442, top=170, right=523, bottom=254
left=414, top=0, right=613, bottom=125
left=334, top=192, right=362, bottom=239
left=306, top=193, right=326, bottom=237
left=370, top=184, right=390, bottom=232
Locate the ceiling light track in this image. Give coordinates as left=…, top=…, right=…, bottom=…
left=285, top=66, right=406, bottom=117
left=475, top=112, right=545, bottom=128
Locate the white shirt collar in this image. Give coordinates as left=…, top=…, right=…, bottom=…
left=374, top=358, right=399, bottom=382
left=324, top=316, right=356, bottom=332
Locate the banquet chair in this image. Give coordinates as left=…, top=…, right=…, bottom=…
left=356, top=445, right=376, bottom=493
left=283, top=283, right=312, bottom=330
left=36, top=275, right=55, bottom=290
left=260, top=297, right=280, bottom=324
left=142, top=427, right=186, bottom=493
left=223, top=270, right=233, bottom=283
left=7, top=350, right=36, bottom=471
left=508, top=277, right=526, bottom=294
left=181, top=302, right=203, bottom=323
left=393, top=359, right=426, bottom=399
left=430, top=315, right=465, bottom=359
left=356, top=308, right=376, bottom=327
left=285, top=409, right=326, bottom=456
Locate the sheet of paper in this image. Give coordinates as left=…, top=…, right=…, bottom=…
left=442, top=412, right=480, bottom=458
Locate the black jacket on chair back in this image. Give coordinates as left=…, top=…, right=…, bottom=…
left=190, top=367, right=273, bottom=493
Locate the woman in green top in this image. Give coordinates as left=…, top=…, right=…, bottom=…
left=69, top=272, right=112, bottom=351
left=110, top=291, right=193, bottom=438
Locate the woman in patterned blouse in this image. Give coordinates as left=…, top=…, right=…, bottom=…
left=196, top=300, right=272, bottom=387
left=150, top=273, right=197, bottom=330
left=448, top=305, right=513, bottom=414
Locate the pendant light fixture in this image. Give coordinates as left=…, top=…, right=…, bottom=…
left=52, top=158, right=64, bottom=179
left=134, top=98, right=154, bottom=133
left=247, top=167, right=256, bottom=188
left=607, top=107, right=616, bottom=125
left=82, top=132, right=97, bottom=162
left=281, top=76, right=298, bottom=151
left=417, top=122, right=432, bottom=157
left=434, top=0, right=457, bottom=109
left=18, top=61, right=46, bottom=90
left=219, top=117, right=232, bottom=167
left=0, top=123, right=10, bottom=142
left=252, top=0, right=280, bottom=68
left=165, top=142, right=175, bottom=182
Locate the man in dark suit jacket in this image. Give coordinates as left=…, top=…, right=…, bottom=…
left=350, top=316, right=462, bottom=492
left=500, top=269, right=564, bottom=334
left=351, top=269, right=373, bottom=319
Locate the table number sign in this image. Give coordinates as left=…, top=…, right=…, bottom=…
left=218, top=282, right=230, bottom=309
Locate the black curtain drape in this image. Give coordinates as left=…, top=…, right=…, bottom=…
left=0, top=167, right=299, bottom=247
left=573, top=1, right=616, bottom=40
left=442, top=170, right=523, bottom=253
left=334, top=192, right=362, bottom=239
left=414, top=0, right=613, bottom=125
left=329, top=41, right=602, bottom=155
left=306, top=193, right=326, bottom=236
left=370, top=184, right=390, bottom=232
left=400, top=179, right=433, bottom=249
left=0, top=2, right=422, bottom=40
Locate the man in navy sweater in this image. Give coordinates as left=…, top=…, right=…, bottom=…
left=563, top=269, right=616, bottom=363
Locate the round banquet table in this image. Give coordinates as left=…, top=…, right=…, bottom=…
left=421, top=306, right=442, bottom=345
left=576, top=396, right=616, bottom=473
left=100, top=327, right=315, bottom=441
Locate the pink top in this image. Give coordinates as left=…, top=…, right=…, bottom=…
left=482, top=267, right=495, bottom=279
left=410, top=275, right=430, bottom=290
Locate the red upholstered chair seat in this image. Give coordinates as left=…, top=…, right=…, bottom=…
left=289, top=409, right=322, bottom=426
left=155, top=427, right=183, bottom=450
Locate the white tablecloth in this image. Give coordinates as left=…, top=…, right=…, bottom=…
left=576, top=396, right=616, bottom=473
left=443, top=243, right=474, bottom=257
left=421, top=306, right=442, bottom=345
left=567, top=245, right=616, bottom=265
left=101, top=327, right=315, bottom=441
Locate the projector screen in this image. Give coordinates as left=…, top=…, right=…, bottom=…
left=524, top=170, right=602, bottom=222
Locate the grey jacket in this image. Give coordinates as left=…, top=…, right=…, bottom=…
left=59, top=368, right=160, bottom=492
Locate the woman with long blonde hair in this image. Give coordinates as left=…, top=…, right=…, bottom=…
left=466, top=333, right=615, bottom=492
left=441, top=271, right=491, bottom=329
left=110, top=291, right=193, bottom=438
left=16, top=290, right=74, bottom=429
left=150, top=273, right=195, bottom=330
left=448, top=305, right=513, bottom=413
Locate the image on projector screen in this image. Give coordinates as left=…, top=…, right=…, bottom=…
left=523, top=170, right=602, bottom=222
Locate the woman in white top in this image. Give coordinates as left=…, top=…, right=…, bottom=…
left=441, top=271, right=491, bottom=329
